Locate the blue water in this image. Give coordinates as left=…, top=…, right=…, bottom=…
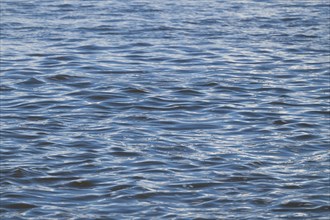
left=1, top=0, right=329, bottom=219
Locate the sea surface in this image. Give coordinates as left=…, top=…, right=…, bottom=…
left=0, top=0, right=329, bottom=219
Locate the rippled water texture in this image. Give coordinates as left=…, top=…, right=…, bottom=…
left=1, top=0, right=330, bottom=219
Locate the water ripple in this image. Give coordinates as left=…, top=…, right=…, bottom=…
left=1, top=0, right=329, bottom=219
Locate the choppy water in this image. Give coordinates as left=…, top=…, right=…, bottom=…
left=1, top=0, right=329, bottom=219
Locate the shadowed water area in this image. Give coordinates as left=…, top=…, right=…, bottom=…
left=0, top=0, right=329, bottom=219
